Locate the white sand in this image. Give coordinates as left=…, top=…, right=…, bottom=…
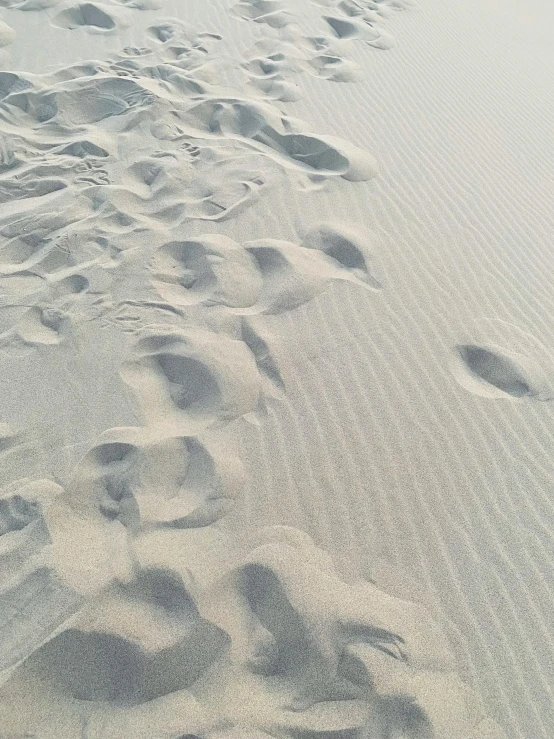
left=0, top=0, right=552, bottom=737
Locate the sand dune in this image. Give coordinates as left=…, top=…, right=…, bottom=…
left=0, top=0, right=551, bottom=737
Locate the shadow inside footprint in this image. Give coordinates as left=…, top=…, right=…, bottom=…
left=0, top=72, right=33, bottom=101
left=121, top=330, right=261, bottom=431
left=456, top=344, right=534, bottom=398
left=155, top=353, right=221, bottom=412
left=254, top=127, right=349, bottom=174
left=302, top=223, right=382, bottom=289
left=0, top=494, right=40, bottom=536
left=239, top=563, right=312, bottom=676
left=52, top=3, right=116, bottom=30
left=68, top=438, right=142, bottom=533
left=22, top=567, right=228, bottom=703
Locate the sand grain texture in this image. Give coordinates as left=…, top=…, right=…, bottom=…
left=0, top=0, right=551, bottom=738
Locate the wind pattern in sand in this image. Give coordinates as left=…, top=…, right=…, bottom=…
left=1, top=0, right=552, bottom=737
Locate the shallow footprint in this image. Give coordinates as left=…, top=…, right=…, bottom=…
left=305, top=53, right=364, bottom=83
left=103, top=430, right=247, bottom=530
left=302, top=222, right=382, bottom=289
left=242, top=238, right=339, bottom=314
left=324, top=14, right=395, bottom=49
left=16, top=305, right=69, bottom=345
left=452, top=344, right=550, bottom=400
left=51, top=3, right=122, bottom=32
left=150, top=235, right=262, bottom=309
left=231, top=0, right=292, bottom=28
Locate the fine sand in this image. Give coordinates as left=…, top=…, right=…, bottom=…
left=0, top=0, right=552, bottom=738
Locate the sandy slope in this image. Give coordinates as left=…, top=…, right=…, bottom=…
left=0, top=0, right=552, bottom=738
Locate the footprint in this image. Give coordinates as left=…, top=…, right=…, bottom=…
left=344, top=644, right=477, bottom=738
left=449, top=320, right=554, bottom=401
left=51, top=3, right=122, bottom=32
left=53, top=77, right=155, bottom=125
left=0, top=206, right=94, bottom=278
left=0, top=477, right=61, bottom=541
left=0, top=175, right=66, bottom=202
left=325, top=14, right=362, bottom=39
left=242, top=44, right=303, bottom=102
left=44, top=429, right=144, bottom=591
left=0, top=72, right=33, bottom=102
left=184, top=164, right=273, bottom=222
left=324, top=14, right=395, bottom=49
left=120, top=328, right=261, bottom=433
left=3, top=90, right=58, bottom=127
left=148, top=21, right=185, bottom=43
left=243, top=236, right=377, bottom=315
left=16, top=305, right=69, bottom=345
left=0, top=234, right=53, bottom=276
left=243, top=51, right=291, bottom=79
left=0, top=491, right=41, bottom=537
left=205, top=529, right=449, bottom=737
left=365, top=692, right=434, bottom=738
left=302, top=222, right=383, bottom=289
left=306, top=53, right=364, bottom=82
left=8, top=273, right=88, bottom=346
left=147, top=21, right=222, bottom=58
left=231, top=0, right=292, bottom=28
left=0, top=271, right=45, bottom=302
left=0, top=477, right=77, bottom=673
left=0, top=566, right=84, bottom=678
left=150, top=436, right=246, bottom=529
left=63, top=428, right=143, bottom=532
left=336, top=0, right=381, bottom=22
left=71, top=428, right=245, bottom=531
left=242, top=239, right=332, bottom=314
left=57, top=139, right=110, bottom=159
left=458, top=345, right=532, bottom=397
left=178, top=98, right=379, bottom=181
left=452, top=344, right=548, bottom=400
left=47, top=273, right=89, bottom=300
left=18, top=566, right=228, bottom=703
left=251, top=77, right=302, bottom=102
left=95, top=144, right=266, bottom=225
left=150, top=235, right=262, bottom=309
left=252, top=123, right=379, bottom=181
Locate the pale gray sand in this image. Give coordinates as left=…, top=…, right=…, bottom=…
left=0, top=0, right=552, bottom=738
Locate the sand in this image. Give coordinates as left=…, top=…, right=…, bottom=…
left=0, top=0, right=552, bottom=737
